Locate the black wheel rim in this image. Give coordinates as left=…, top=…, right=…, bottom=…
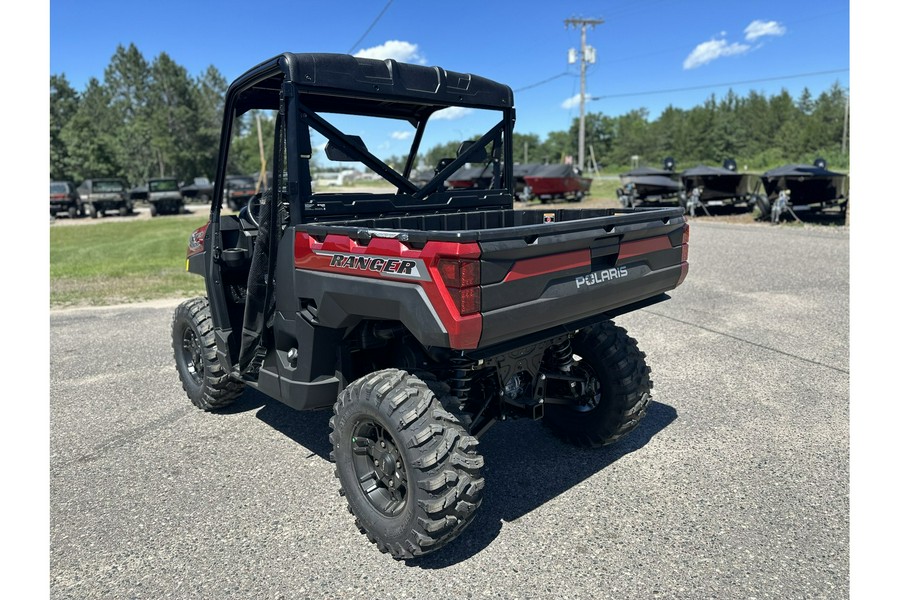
left=350, top=419, right=408, bottom=516
left=181, top=326, right=203, bottom=385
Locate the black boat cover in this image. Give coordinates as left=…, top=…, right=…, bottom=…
left=526, top=164, right=584, bottom=178
left=762, top=164, right=844, bottom=178
left=626, top=175, right=682, bottom=191
left=620, top=166, right=678, bottom=178
left=761, top=163, right=848, bottom=204
left=682, top=165, right=742, bottom=177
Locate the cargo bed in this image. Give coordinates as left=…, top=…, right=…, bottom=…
left=294, top=205, right=688, bottom=349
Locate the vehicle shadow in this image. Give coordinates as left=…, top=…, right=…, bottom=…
left=219, top=388, right=334, bottom=457
left=408, top=400, right=678, bottom=568
left=219, top=390, right=676, bottom=567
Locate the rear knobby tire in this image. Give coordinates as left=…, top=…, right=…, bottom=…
left=330, top=369, right=485, bottom=559
left=172, top=297, right=244, bottom=410
left=543, top=321, right=652, bottom=448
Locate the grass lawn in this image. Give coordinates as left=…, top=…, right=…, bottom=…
left=50, top=216, right=209, bottom=308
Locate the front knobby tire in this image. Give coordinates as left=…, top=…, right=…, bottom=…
left=172, top=297, right=244, bottom=410
left=543, top=321, right=652, bottom=448
left=330, top=369, right=485, bottom=559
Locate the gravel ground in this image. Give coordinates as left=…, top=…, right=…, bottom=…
left=49, top=220, right=849, bottom=599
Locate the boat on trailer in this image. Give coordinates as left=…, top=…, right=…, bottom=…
left=680, top=160, right=762, bottom=215
left=522, top=164, right=591, bottom=203
left=617, top=163, right=683, bottom=208
left=757, top=159, right=848, bottom=222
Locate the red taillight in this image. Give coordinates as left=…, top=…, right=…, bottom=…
left=437, top=259, right=480, bottom=288
left=50, top=194, right=66, bottom=200
left=448, top=286, right=481, bottom=316
left=437, top=258, right=481, bottom=315
left=677, top=262, right=689, bottom=286
left=677, top=223, right=690, bottom=286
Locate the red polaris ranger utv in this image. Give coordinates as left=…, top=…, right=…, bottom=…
left=172, top=53, right=689, bottom=559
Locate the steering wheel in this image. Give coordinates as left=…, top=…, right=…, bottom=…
left=238, top=193, right=261, bottom=228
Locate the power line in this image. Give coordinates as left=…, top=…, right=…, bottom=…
left=589, top=68, right=849, bottom=101
left=514, top=71, right=573, bottom=92
left=347, top=0, right=394, bottom=54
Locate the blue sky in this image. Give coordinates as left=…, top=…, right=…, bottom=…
left=49, top=0, right=849, bottom=157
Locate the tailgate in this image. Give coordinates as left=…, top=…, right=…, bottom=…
left=477, top=211, right=688, bottom=347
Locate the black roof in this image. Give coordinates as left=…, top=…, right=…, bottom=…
left=230, top=53, right=514, bottom=119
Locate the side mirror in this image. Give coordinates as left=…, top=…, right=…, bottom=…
left=325, top=135, right=367, bottom=162
left=457, top=140, right=488, bottom=163
left=435, top=157, right=454, bottom=174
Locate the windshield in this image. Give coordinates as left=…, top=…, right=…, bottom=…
left=149, top=180, right=179, bottom=192
left=94, top=180, right=124, bottom=192
left=50, top=183, right=68, bottom=194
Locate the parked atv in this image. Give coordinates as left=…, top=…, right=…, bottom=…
left=172, top=52, right=689, bottom=559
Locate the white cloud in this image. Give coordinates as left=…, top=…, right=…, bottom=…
left=430, top=106, right=473, bottom=121
left=683, top=38, right=750, bottom=69
left=744, top=20, right=787, bottom=42
left=353, top=40, right=425, bottom=64
left=561, top=93, right=589, bottom=110
left=390, top=130, right=412, bottom=140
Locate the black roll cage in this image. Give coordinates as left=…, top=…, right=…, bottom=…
left=203, top=52, right=517, bottom=370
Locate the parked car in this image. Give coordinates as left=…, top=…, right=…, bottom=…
left=49, top=181, right=83, bottom=218
left=77, top=178, right=133, bottom=218
left=224, top=175, right=258, bottom=211
left=181, top=177, right=215, bottom=203
left=146, top=178, right=186, bottom=216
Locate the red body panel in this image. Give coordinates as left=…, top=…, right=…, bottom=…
left=295, top=232, right=483, bottom=349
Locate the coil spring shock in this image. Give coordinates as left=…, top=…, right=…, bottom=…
left=547, top=338, right=575, bottom=372
left=449, top=356, right=475, bottom=408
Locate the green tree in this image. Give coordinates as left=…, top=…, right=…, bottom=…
left=50, top=74, right=80, bottom=180
left=147, top=52, right=199, bottom=179
left=422, top=140, right=463, bottom=169
left=512, top=132, right=540, bottom=163
left=608, top=109, right=653, bottom=167
left=59, top=78, right=120, bottom=181
left=807, top=83, right=847, bottom=158
left=104, top=44, right=153, bottom=185
left=537, top=130, right=575, bottom=164
left=228, top=110, right=276, bottom=177
left=191, top=66, right=228, bottom=179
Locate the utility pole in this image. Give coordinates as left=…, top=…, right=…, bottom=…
left=256, top=113, right=268, bottom=191
left=565, top=17, right=603, bottom=171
